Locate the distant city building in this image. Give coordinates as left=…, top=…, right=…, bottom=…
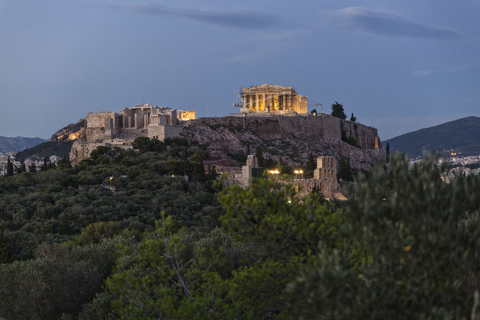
left=234, top=84, right=308, bottom=115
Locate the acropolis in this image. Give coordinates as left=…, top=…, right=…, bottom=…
left=234, top=84, right=308, bottom=114
left=70, top=104, right=196, bottom=166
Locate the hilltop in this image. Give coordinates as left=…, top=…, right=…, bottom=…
left=384, top=116, right=480, bottom=157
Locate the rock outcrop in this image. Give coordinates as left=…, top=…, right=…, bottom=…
left=182, top=115, right=382, bottom=171
left=48, top=118, right=86, bottom=142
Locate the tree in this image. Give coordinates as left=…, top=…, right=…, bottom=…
left=0, top=229, right=12, bottom=263
left=289, top=154, right=480, bottom=319
left=255, top=147, right=265, bottom=167
left=386, top=142, right=390, bottom=163
left=6, top=157, right=14, bottom=176
left=40, top=156, right=48, bottom=172
left=337, top=156, right=353, bottom=182
left=331, top=101, right=346, bottom=120
left=28, top=163, right=37, bottom=173
left=350, top=113, right=356, bottom=122
left=107, top=179, right=344, bottom=319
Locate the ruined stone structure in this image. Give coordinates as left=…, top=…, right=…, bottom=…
left=70, top=104, right=195, bottom=166
left=238, top=154, right=343, bottom=199
left=290, top=157, right=340, bottom=199
left=239, top=155, right=258, bottom=187
left=293, top=157, right=342, bottom=199
left=178, top=110, right=196, bottom=121
left=234, top=84, right=307, bottom=114
left=81, top=104, right=195, bottom=143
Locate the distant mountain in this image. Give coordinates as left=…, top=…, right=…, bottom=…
left=0, top=136, right=46, bottom=153
left=384, top=116, right=480, bottom=157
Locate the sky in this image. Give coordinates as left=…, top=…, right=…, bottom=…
left=1, top=1, right=479, bottom=141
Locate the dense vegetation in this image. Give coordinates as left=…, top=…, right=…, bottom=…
left=15, top=140, right=74, bottom=162
left=1, top=147, right=480, bottom=319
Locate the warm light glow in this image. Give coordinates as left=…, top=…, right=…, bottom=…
left=109, top=177, right=113, bottom=180
left=172, top=175, right=175, bottom=177
left=269, top=170, right=280, bottom=174
left=56, top=131, right=81, bottom=141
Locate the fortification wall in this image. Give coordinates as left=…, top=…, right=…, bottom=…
left=148, top=125, right=184, bottom=141
left=85, top=112, right=118, bottom=141
left=189, top=114, right=381, bottom=150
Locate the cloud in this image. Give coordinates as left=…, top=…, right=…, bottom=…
left=228, top=30, right=305, bottom=62
left=111, top=2, right=281, bottom=29
left=412, top=62, right=480, bottom=77
left=329, top=7, right=460, bottom=40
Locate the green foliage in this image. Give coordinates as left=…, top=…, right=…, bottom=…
left=6, top=157, right=13, bottom=176
left=29, top=162, right=37, bottom=173
left=289, top=154, right=480, bottom=319
left=350, top=113, right=356, bottom=122
left=0, top=237, right=135, bottom=320
left=107, top=179, right=344, bottom=319
left=74, top=221, right=124, bottom=246
left=305, top=153, right=315, bottom=178
left=0, top=146, right=221, bottom=261
left=15, top=140, right=74, bottom=163
left=386, top=142, right=390, bottom=163
left=0, top=229, right=12, bottom=263
left=331, top=101, right=346, bottom=120
left=107, top=216, right=235, bottom=319
left=231, top=150, right=248, bottom=164
left=219, top=178, right=343, bottom=260
left=255, top=146, right=265, bottom=167
left=132, top=137, right=166, bottom=153
left=337, top=156, right=353, bottom=182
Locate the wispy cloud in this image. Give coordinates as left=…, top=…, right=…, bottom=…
left=228, top=30, right=306, bottom=62
left=329, top=7, right=460, bottom=40
left=110, top=2, right=282, bottom=29
left=413, top=62, right=480, bottom=77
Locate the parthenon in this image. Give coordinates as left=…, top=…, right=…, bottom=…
left=234, top=84, right=308, bottom=114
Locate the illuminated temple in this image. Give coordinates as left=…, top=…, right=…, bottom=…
left=234, top=84, right=308, bottom=114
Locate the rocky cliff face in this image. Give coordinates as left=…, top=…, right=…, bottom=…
left=182, top=115, right=382, bottom=171
left=49, top=118, right=86, bottom=142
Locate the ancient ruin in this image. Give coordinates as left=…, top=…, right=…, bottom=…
left=70, top=104, right=195, bottom=166
left=239, top=154, right=343, bottom=199
left=234, top=84, right=308, bottom=114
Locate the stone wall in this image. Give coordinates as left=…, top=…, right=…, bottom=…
left=148, top=125, right=184, bottom=141
left=69, top=140, right=133, bottom=167
left=188, top=114, right=381, bottom=150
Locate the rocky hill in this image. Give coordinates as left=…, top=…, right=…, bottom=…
left=48, top=118, right=86, bottom=142
left=0, top=136, right=46, bottom=153
left=384, top=116, right=480, bottom=157
left=182, top=115, right=382, bottom=171
left=69, top=113, right=383, bottom=170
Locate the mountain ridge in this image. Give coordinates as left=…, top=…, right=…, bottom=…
left=384, top=116, right=480, bottom=157
left=0, top=136, right=46, bottom=153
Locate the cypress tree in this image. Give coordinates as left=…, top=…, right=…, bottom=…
left=6, top=157, right=14, bottom=176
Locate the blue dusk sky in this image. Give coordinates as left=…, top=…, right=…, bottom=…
left=1, top=1, right=479, bottom=141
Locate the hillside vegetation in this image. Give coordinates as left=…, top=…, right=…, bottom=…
left=1, top=142, right=480, bottom=319
left=15, top=140, right=74, bottom=162
left=385, top=116, right=480, bottom=157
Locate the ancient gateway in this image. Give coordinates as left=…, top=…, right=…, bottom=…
left=70, top=104, right=195, bottom=166
left=234, top=84, right=308, bottom=114
left=84, top=104, right=195, bottom=142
